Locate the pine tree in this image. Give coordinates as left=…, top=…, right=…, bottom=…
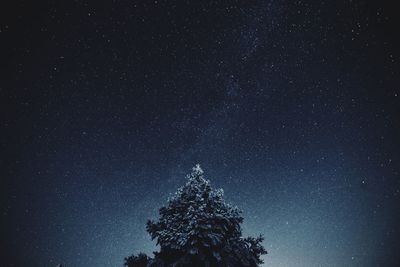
left=125, top=165, right=266, bottom=267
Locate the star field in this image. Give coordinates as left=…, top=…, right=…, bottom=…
left=1, top=1, right=399, bottom=266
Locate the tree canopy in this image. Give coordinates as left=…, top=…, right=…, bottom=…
left=125, top=165, right=266, bottom=267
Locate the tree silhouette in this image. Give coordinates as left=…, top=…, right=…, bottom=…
left=125, top=165, right=266, bottom=267
left=124, top=253, right=151, bottom=267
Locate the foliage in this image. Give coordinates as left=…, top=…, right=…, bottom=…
left=124, top=253, right=151, bottom=267
left=126, top=164, right=266, bottom=267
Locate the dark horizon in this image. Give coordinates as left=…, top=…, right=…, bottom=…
left=1, top=0, right=400, bottom=266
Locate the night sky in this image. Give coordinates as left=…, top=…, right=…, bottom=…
left=1, top=0, right=400, bottom=266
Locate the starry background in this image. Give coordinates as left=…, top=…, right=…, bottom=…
left=1, top=0, right=400, bottom=266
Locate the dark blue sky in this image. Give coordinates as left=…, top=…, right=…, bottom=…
left=1, top=0, right=399, bottom=266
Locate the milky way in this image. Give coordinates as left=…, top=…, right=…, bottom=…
left=1, top=1, right=399, bottom=266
